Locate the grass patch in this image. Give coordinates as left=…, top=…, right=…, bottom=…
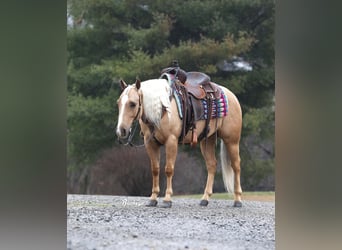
left=175, top=191, right=275, bottom=202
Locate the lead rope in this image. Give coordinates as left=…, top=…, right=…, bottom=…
left=126, top=121, right=158, bottom=147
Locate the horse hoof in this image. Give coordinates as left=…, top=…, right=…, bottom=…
left=158, top=200, right=172, bottom=208
left=199, top=200, right=209, bottom=206
left=145, top=199, right=158, bottom=207
left=233, top=201, right=242, bottom=207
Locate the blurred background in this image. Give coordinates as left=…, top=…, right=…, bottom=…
left=66, top=0, right=275, bottom=196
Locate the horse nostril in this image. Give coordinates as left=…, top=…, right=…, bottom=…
left=116, top=127, right=126, bottom=138
left=121, top=128, right=127, bottom=137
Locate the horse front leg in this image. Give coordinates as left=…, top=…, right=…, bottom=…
left=159, top=136, right=178, bottom=208
left=144, top=138, right=161, bottom=207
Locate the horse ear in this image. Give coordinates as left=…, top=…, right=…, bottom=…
left=135, top=78, right=141, bottom=90
left=120, top=79, right=128, bottom=90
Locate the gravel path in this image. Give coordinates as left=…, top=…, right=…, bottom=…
left=67, top=194, right=275, bottom=250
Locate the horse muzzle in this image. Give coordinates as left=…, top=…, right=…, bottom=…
left=116, top=126, right=130, bottom=139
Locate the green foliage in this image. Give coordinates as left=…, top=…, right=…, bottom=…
left=67, top=0, right=275, bottom=191
left=127, top=13, right=173, bottom=55
left=67, top=91, right=118, bottom=166
left=241, top=150, right=274, bottom=190
left=243, top=106, right=275, bottom=139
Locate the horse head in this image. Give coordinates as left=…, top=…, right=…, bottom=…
left=116, top=79, right=141, bottom=141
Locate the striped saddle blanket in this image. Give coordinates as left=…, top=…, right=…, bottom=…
left=173, top=85, right=228, bottom=121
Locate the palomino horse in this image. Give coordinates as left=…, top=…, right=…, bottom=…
left=116, top=77, right=242, bottom=208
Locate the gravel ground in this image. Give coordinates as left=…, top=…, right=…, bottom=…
left=67, top=194, right=275, bottom=250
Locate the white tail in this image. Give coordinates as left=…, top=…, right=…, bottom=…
left=220, top=140, right=234, bottom=193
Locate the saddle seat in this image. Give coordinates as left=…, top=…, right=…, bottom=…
left=160, top=66, right=220, bottom=99
left=175, top=70, right=220, bottom=100
left=185, top=71, right=210, bottom=86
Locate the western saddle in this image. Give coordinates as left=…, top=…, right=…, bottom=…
left=160, top=63, right=221, bottom=146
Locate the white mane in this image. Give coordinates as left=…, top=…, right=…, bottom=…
left=140, top=79, right=172, bottom=127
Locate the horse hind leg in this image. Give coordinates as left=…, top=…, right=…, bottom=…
left=199, top=135, right=217, bottom=206
left=221, top=140, right=242, bottom=207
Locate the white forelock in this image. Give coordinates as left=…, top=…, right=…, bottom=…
left=140, top=79, right=171, bottom=127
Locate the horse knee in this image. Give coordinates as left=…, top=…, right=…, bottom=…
left=152, top=168, right=159, bottom=176
left=165, top=166, right=174, bottom=177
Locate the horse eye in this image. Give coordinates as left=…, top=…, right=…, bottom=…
left=129, top=102, right=137, bottom=108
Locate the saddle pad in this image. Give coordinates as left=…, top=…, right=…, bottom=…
left=200, top=90, right=228, bottom=120
left=160, top=73, right=183, bottom=119
left=173, top=90, right=183, bottom=119
left=173, top=86, right=228, bottom=120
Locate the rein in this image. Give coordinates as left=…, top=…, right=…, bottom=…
left=118, top=119, right=145, bottom=147
left=118, top=120, right=158, bottom=147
